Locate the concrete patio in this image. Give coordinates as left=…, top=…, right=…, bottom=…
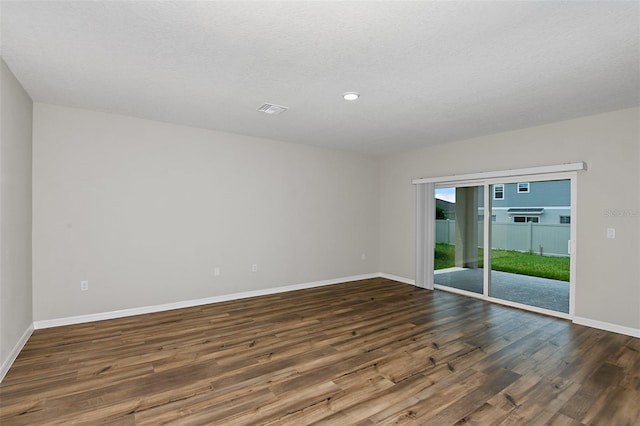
left=434, top=267, right=569, bottom=313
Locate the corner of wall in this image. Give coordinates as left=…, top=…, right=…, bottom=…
left=0, top=57, right=34, bottom=382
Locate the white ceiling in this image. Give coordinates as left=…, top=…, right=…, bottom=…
left=1, top=1, right=639, bottom=156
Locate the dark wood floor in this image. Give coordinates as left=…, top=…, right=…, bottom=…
left=1, top=278, right=639, bottom=425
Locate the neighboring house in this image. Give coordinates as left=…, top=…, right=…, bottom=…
left=480, top=180, right=571, bottom=224
left=435, top=198, right=456, bottom=220
left=436, top=181, right=572, bottom=256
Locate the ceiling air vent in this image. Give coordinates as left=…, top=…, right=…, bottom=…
left=257, top=103, right=288, bottom=115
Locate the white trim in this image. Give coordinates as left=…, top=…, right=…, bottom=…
left=486, top=296, right=572, bottom=320
left=512, top=216, right=540, bottom=223
left=432, top=285, right=572, bottom=319
left=412, top=162, right=586, bottom=184
left=569, top=176, right=577, bottom=317
left=391, top=280, right=638, bottom=336
left=483, top=206, right=571, bottom=211
left=573, top=316, right=640, bottom=338
left=483, top=184, right=491, bottom=298
left=507, top=210, right=544, bottom=216
left=379, top=273, right=415, bottom=286
left=516, top=182, right=530, bottom=193
left=34, top=273, right=378, bottom=329
left=4, top=274, right=638, bottom=382
left=422, top=169, right=579, bottom=322
left=0, top=324, right=34, bottom=383
left=434, top=284, right=485, bottom=300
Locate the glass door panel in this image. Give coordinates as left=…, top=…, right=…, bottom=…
left=434, top=186, right=484, bottom=295
left=488, top=179, right=571, bottom=313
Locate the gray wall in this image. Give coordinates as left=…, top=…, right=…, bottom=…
left=32, top=104, right=380, bottom=321
left=4, top=74, right=640, bottom=366
left=0, top=59, right=33, bottom=371
left=380, top=107, right=640, bottom=330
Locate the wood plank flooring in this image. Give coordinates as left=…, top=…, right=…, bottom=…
left=1, top=278, right=639, bottom=425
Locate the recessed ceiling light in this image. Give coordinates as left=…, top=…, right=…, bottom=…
left=343, top=92, right=360, bottom=101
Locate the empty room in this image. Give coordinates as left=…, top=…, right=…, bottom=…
left=1, top=1, right=639, bottom=425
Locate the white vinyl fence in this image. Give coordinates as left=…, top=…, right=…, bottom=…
left=435, top=220, right=570, bottom=257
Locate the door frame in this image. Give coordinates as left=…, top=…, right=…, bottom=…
left=414, top=163, right=583, bottom=319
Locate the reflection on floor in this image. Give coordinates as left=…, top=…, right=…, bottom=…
left=434, top=267, right=569, bottom=313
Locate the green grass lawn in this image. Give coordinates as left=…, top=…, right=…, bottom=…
left=434, top=243, right=570, bottom=281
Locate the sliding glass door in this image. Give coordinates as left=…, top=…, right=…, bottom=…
left=431, top=173, right=575, bottom=318
left=488, top=179, right=571, bottom=313
left=434, top=186, right=483, bottom=295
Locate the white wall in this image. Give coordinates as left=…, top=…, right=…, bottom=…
left=32, top=104, right=379, bottom=321
left=380, top=108, right=640, bottom=330
left=0, top=59, right=33, bottom=372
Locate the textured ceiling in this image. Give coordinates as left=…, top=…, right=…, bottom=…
left=1, top=1, right=639, bottom=156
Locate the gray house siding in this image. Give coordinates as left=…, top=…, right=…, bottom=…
left=438, top=180, right=570, bottom=225
left=492, top=180, right=570, bottom=208
left=487, top=207, right=571, bottom=225
left=475, top=180, right=569, bottom=207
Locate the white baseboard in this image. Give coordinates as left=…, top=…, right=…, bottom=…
left=36, top=276, right=639, bottom=341
left=33, top=273, right=380, bottom=330
left=379, top=278, right=638, bottom=336
left=0, top=324, right=34, bottom=383
left=573, top=316, right=640, bottom=338
left=378, top=273, right=416, bottom=286
left=380, top=274, right=640, bottom=339
left=19, top=273, right=640, bottom=374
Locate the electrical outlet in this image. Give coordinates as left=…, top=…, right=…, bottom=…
left=214, top=267, right=220, bottom=276
left=607, top=228, right=616, bottom=239
left=80, top=280, right=89, bottom=291
left=361, top=253, right=366, bottom=261
left=251, top=264, right=258, bottom=273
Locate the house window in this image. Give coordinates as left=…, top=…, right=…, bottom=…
left=560, top=215, right=571, bottom=224
left=513, top=216, right=539, bottom=223
left=517, top=182, right=530, bottom=193
left=493, top=184, right=504, bottom=200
